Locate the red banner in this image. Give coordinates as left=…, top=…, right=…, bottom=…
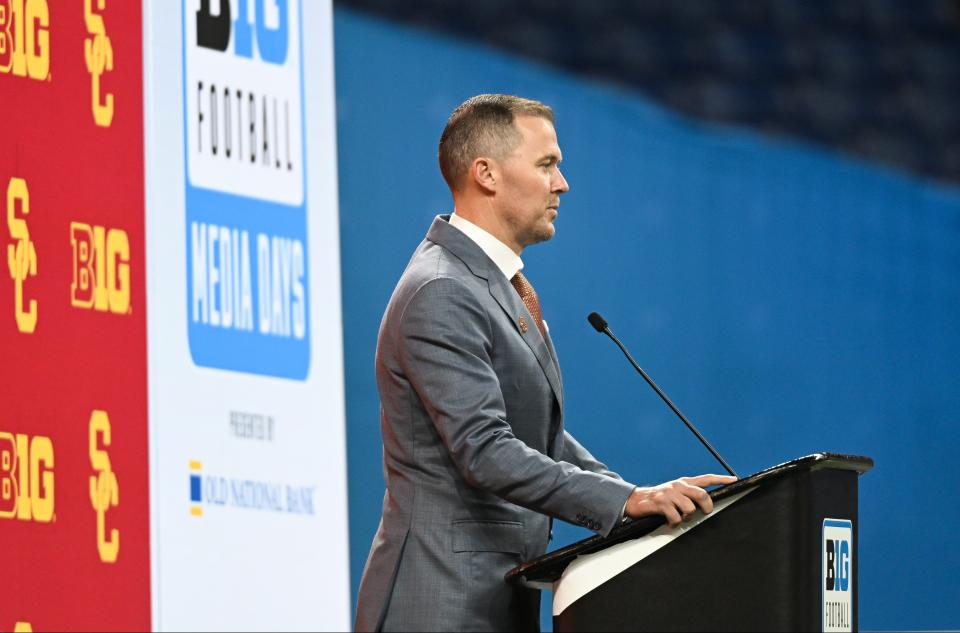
left=0, top=0, right=150, bottom=630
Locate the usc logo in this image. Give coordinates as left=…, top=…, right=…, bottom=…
left=0, top=0, right=50, bottom=81
left=71, top=222, right=130, bottom=314
left=89, top=409, right=119, bottom=563
left=0, top=431, right=54, bottom=523
left=83, top=0, right=113, bottom=127
left=5, top=177, right=38, bottom=333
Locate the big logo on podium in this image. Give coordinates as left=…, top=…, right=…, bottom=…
left=822, top=518, right=853, bottom=632
left=182, top=0, right=309, bottom=379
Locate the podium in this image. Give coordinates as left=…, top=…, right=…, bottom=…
left=507, top=453, right=873, bottom=632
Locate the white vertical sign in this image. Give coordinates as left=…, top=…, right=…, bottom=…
left=144, top=1, right=350, bottom=629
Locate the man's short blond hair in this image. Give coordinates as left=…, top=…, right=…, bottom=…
left=438, top=94, right=554, bottom=191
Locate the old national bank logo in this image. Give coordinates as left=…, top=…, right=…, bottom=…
left=822, top=518, right=853, bottom=632
left=188, top=459, right=317, bottom=518
left=183, top=0, right=309, bottom=379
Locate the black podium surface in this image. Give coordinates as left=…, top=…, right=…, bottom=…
left=507, top=453, right=873, bottom=632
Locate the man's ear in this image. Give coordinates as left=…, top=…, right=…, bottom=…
left=470, top=157, right=498, bottom=194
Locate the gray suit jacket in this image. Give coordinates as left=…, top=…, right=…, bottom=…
left=355, top=216, right=635, bottom=632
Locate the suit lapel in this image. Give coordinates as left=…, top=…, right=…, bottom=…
left=426, top=215, right=565, bottom=410
left=543, top=326, right=564, bottom=403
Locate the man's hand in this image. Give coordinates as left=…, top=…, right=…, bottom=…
left=625, top=474, right=737, bottom=527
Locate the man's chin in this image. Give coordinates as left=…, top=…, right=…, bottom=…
left=528, top=225, right=556, bottom=246
left=543, top=220, right=557, bottom=240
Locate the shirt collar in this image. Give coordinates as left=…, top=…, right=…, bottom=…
left=448, top=212, right=524, bottom=280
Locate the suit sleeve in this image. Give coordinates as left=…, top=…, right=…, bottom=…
left=560, top=431, right=623, bottom=481
left=397, top=276, right=634, bottom=536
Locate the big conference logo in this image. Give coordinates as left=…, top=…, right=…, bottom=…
left=822, top=518, right=853, bottom=632
left=183, top=0, right=310, bottom=379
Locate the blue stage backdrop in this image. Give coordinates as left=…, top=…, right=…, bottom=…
left=335, top=8, right=960, bottom=631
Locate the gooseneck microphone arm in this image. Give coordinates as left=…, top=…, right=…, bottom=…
left=587, top=312, right=739, bottom=478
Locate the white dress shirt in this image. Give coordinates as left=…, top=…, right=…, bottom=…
left=448, top=212, right=523, bottom=281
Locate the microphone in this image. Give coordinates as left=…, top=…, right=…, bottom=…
left=587, top=311, right=739, bottom=478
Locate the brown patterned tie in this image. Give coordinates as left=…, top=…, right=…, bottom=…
left=510, top=270, right=546, bottom=338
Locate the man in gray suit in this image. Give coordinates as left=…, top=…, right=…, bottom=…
left=355, top=94, right=735, bottom=632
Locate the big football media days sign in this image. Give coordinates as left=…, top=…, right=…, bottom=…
left=183, top=0, right=310, bottom=379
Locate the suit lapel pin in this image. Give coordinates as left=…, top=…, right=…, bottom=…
left=518, top=316, right=529, bottom=333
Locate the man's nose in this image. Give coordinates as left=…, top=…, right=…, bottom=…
left=553, top=167, right=570, bottom=194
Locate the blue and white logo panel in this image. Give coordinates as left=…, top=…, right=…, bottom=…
left=822, top=518, right=853, bottom=632
left=183, top=0, right=309, bottom=379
